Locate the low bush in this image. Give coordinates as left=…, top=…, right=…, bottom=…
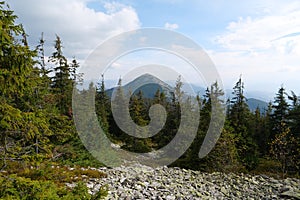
left=0, top=161, right=108, bottom=199
left=0, top=174, right=107, bottom=199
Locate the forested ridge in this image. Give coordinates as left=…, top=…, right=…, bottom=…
left=0, top=1, right=299, bottom=199
left=101, top=76, right=299, bottom=176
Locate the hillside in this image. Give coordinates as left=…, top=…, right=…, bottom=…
left=247, top=98, right=269, bottom=112
left=106, top=73, right=174, bottom=98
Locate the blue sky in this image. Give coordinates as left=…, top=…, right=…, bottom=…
left=86, top=0, right=263, bottom=48
left=7, top=0, right=300, bottom=100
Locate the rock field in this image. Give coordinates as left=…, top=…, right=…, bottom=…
left=79, top=163, right=300, bottom=199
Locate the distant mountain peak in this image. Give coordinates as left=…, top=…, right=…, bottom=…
left=130, top=73, right=164, bottom=83
left=106, top=73, right=174, bottom=99
left=127, top=73, right=172, bottom=89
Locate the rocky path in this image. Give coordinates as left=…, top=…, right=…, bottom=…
left=85, top=163, right=299, bottom=199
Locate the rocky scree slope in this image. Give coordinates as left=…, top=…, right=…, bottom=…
left=81, top=163, right=299, bottom=199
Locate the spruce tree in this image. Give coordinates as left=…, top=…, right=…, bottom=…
left=271, top=86, right=289, bottom=140
left=229, top=77, right=258, bottom=170
left=49, top=35, right=74, bottom=115
left=167, top=76, right=183, bottom=148
left=0, top=2, right=52, bottom=169
left=95, top=74, right=110, bottom=134
left=151, top=89, right=169, bottom=148
left=110, top=77, right=130, bottom=139
left=288, top=91, right=300, bottom=138
left=128, top=90, right=151, bottom=152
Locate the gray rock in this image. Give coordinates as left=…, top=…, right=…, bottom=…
left=72, top=162, right=300, bottom=199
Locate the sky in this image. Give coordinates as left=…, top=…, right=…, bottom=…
left=6, top=0, right=300, bottom=101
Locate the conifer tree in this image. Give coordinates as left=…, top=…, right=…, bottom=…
left=0, top=2, right=52, bottom=169
left=95, top=74, right=110, bottom=134
left=110, top=77, right=130, bottom=139
left=151, top=89, right=169, bottom=148
left=49, top=35, right=74, bottom=115
left=288, top=91, right=300, bottom=138
left=128, top=90, right=151, bottom=152
left=130, top=90, right=148, bottom=128
left=36, top=33, right=49, bottom=77
left=167, top=76, right=183, bottom=147
left=229, top=77, right=258, bottom=170
left=271, top=86, right=290, bottom=139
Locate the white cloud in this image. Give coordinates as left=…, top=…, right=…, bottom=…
left=104, top=1, right=128, bottom=14
left=211, top=2, right=300, bottom=96
left=7, top=0, right=140, bottom=60
left=164, top=22, right=179, bottom=30
left=216, top=14, right=300, bottom=53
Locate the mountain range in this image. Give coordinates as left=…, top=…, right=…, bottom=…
left=106, top=74, right=269, bottom=112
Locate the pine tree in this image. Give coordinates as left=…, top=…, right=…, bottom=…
left=95, top=74, right=110, bottom=134
left=197, top=82, right=225, bottom=155
left=127, top=90, right=151, bottom=152
left=199, top=87, right=211, bottom=133
left=110, top=77, right=130, bottom=139
left=179, top=82, right=229, bottom=170
left=151, top=89, right=169, bottom=148
left=48, top=35, right=74, bottom=115
left=130, top=90, right=148, bottom=128
left=288, top=91, right=300, bottom=138
left=271, top=86, right=289, bottom=140
left=34, top=33, right=56, bottom=112
left=0, top=2, right=52, bottom=169
left=285, top=91, right=300, bottom=174
left=229, top=76, right=248, bottom=130
left=36, top=33, right=49, bottom=78
left=229, top=77, right=258, bottom=170
left=167, top=76, right=183, bottom=148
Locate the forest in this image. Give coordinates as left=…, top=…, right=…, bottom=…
left=99, top=74, right=299, bottom=176
left=0, top=1, right=299, bottom=199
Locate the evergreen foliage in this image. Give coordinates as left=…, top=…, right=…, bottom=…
left=0, top=3, right=299, bottom=197
left=0, top=2, right=107, bottom=197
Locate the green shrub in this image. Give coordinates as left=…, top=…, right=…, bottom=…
left=0, top=174, right=62, bottom=199
left=10, top=163, right=106, bottom=185
left=0, top=161, right=108, bottom=199
left=0, top=174, right=107, bottom=200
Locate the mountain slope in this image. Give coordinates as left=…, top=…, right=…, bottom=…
left=247, top=98, right=269, bottom=113
left=105, top=74, right=268, bottom=112
left=106, top=73, right=174, bottom=98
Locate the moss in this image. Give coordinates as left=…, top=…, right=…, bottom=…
left=77, top=168, right=107, bottom=179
